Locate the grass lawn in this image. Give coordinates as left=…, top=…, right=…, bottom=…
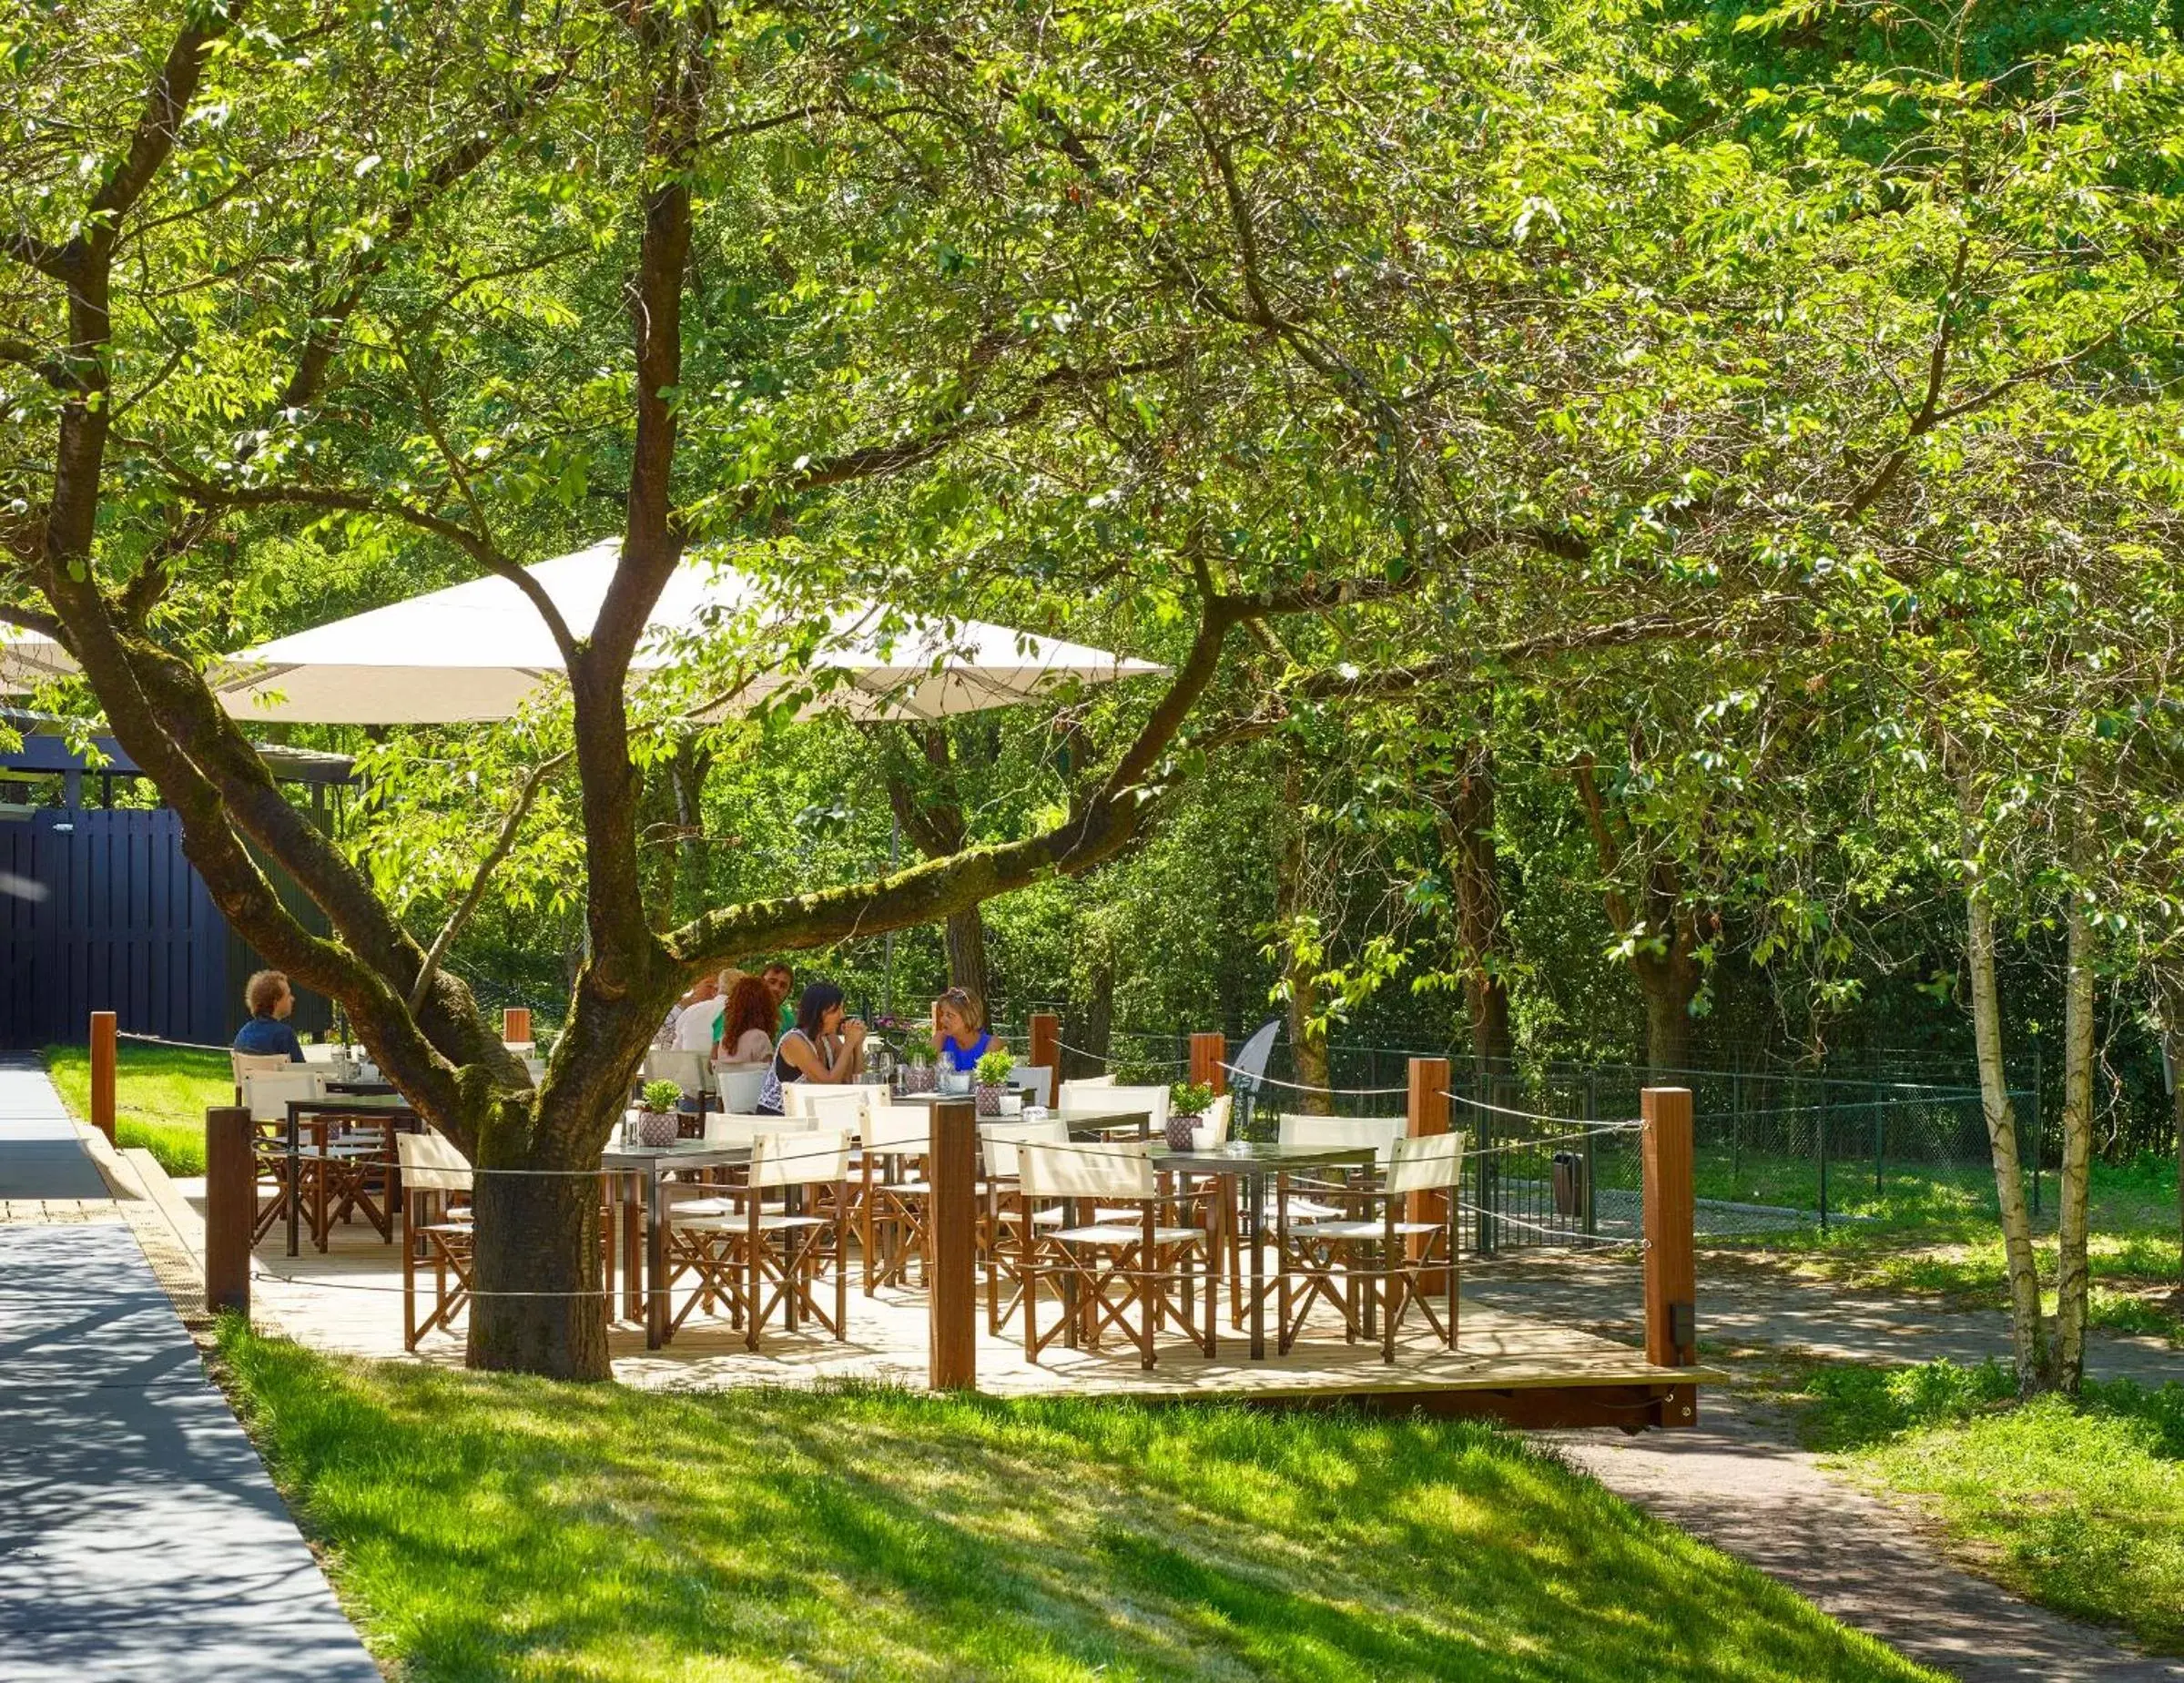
left=1786, top=1359, right=2184, bottom=1654
left=218, top=1323, right=1937, bottom=1683
left=42, top=1041, right=231, bottom=1177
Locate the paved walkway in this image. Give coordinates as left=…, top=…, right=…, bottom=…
left=1470, top=1254, right=2184, bottom=1682
left=0, top=1065, right=378, bottom=1682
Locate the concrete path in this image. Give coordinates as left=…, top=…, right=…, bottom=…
left=1470, top=1254, right=2184, bottom=1681
left=0, top=1068, right=378, bottom=1682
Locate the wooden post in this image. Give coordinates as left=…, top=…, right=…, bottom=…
left=204, top=1106, right=253, bottom=1317
left=1641, top=1086, right=1696, bottom=1370
left=1028, top=1011, right=1060, bottom=1083
left=1407, top=1058, right=1450, bottom=1289
left=88, top=1011, right=117, bottom=1146
left=928, top=1098, right=978, bottom=1392
left=502, top=1006, right=532, bottom=1043
left=1190, top=1031, right=1226, bottom=1096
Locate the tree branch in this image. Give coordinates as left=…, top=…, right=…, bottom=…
left=409, top=750, right=571, bottom=1013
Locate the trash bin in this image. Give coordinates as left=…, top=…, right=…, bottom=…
left=1551, top=1150, right=1586, bottom=1218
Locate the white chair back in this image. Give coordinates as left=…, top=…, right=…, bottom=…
left=703, top=1112, right=814, bottom=1148
left=1193, top=1093, right=1234, bottom=1151
left=785, top=1084, right=869, bottom=1132
left=753, top=1127, right=852, bottom=1190
left=714, top=1066, right=766, bottom=1114
left=863, top=1103, right=930, bottom=1154
left=980, top=1116, right=1066, bottom=1179
left=396, top=1130, right=473, bottom=1193
left=1386, top=1130, right=1466, bottom=1195
left=298, top=1043, right=343, bottom=1066
left=1013, top=1064, right=1054, bottom=1108
left=642, top=1049, right=708, bottom=1097
left=241, top=1069, right=325, bottom=1124
left=1021, top=1138, right=1155, bottom=1202
left=1277, top=1112, right=1406, bottom=1165
left=1057, top=1075, right=1113, bottom=1102
left=232, top=1050, right=291, bottom=1086
left=1068, top=1082, right=1169, bottom=1135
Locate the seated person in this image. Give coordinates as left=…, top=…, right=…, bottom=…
left=756, top=981, right=866, bottom=1114
left=671, top=971, right=735, bottom=1054
left=931, top=987, right=998, bottom=1074
left=232, top=968, right=305, bottom=1062
left=713, top=975, right=777, bottom=1068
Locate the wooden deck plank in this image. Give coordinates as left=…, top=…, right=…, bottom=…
left=246, top=1216, right=1722, bottom=1404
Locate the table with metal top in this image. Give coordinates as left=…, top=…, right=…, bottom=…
left=600, top=1139, right=754, bottom=1349
left=1148, top=1141, right=1377, bottom=1359
left=283, top=1091, right=419, bottom=1257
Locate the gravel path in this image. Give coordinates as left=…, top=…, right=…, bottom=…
left=1469, top=1254, right=2184, bottom=1682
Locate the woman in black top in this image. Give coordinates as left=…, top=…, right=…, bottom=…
left=756, top=981, right=866, bottom=1114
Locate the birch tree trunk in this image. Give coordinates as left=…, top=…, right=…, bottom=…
left=2055, top=874, right=2097, bottom=1393
left=1966, top=882, right=2055, bottom=1393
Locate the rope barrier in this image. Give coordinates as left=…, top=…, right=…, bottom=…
left=1444, top=1089, right=1644, bottom=1130
left=1451, top=1203, right=1646, bottom=1248
left=117, top=1029, right=241, bottom=1056
left=1218, top=1063, right=1410, bottom=1098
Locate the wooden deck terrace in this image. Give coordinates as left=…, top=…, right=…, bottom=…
left=222, top=1192, right=1715, bottom=1431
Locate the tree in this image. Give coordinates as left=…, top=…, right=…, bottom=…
left=4, top=0, right=1546, bottom=1377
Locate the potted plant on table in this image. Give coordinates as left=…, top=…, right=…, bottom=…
left=635, top=1078, right=685, bottom=1148
left=974, top=1047, right=1018, bottom=1117
left=1166, top=1081, right=1214, bottom=1151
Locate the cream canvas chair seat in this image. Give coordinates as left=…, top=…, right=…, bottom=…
left=1018, top=1138, right=1213, bottom=1369
left=1280, top=1130, right=1466, bottom=1361
left=396, top=1131, right=475, bottom=1350
left=665, top=1128, right=853, bottom=1348
left=858, top=1103, right=932, bottom=1293
left=1061, top=1080, right=1169, bottom=1139
left=714, top=1065, right=765, bottom=1114
left=783, top=1084, right=869, bottom=1134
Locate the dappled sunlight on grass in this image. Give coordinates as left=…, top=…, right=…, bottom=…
left=217, top=1325, right=1935, bottom=1682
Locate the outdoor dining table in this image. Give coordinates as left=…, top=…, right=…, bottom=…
left=599, top=1139, right=753, bottom=1350
left=283, top=1091, right=420, bottom=1257
left=1148, top=1141, right=1377, bottom=1360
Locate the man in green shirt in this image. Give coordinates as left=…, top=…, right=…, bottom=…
left=763, top=961, right=796, bottom=1038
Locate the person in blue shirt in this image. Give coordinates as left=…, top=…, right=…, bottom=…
left=232, top=969, right=305, bottom=1062
left=931, top=987, right=998, bottom=1073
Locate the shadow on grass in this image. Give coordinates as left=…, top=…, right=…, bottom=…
left=214, top=1324, right=1935, bottom=1683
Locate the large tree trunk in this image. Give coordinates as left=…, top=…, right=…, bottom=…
left=1636, top=940, right=1700, bottom=1077
left=1082, top=945, right=1115, bottom=1079
left=1277, top=754, right=1333, bottom=1112
left=1437, top=745, right=1514, bottom=1075
left=466, top=1110, right=612, bottom=1378
left=945, top=906, right=990, bottom=1006
left=1966, top=881, right=2055, bottom=1394
left=2055, top=876, right=2097, bottom=1394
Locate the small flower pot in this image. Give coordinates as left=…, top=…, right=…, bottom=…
left=976, top=1081, right=1007, bottom=1117
left=636, top=1108, right=679, bottom=1148
left=899, top=1064, right=935, bottom=1096
left=1166, top=1112, right=1201, bottom=1152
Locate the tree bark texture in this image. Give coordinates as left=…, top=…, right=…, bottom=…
left=1966, top=881, right=2055, bottom=1393
left=1434, top=745, right=1514, bottom=1075
left=1277, top=754, right=1332, bottom=1113
left=2055, top=873, right=2096, bottom=1394
left=1573, top=760, right=1700, bottom=1075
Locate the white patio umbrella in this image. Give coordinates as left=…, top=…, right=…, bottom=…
left=212, top=538, right=1163, bottom=725
left=0, top=625, right=76, bottom=693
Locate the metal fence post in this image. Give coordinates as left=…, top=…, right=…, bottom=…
left=1873, top=1080, right=1884, bottom=1201
left=1581, top=1072, right=1598, bottom=1237
left=1475, top=1088, right=1497, bottom=1259
left=1817, top=1084, right=1831, bottom=1235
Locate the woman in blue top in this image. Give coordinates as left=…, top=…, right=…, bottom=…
left=931, top=988, right=997, bottom=1073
